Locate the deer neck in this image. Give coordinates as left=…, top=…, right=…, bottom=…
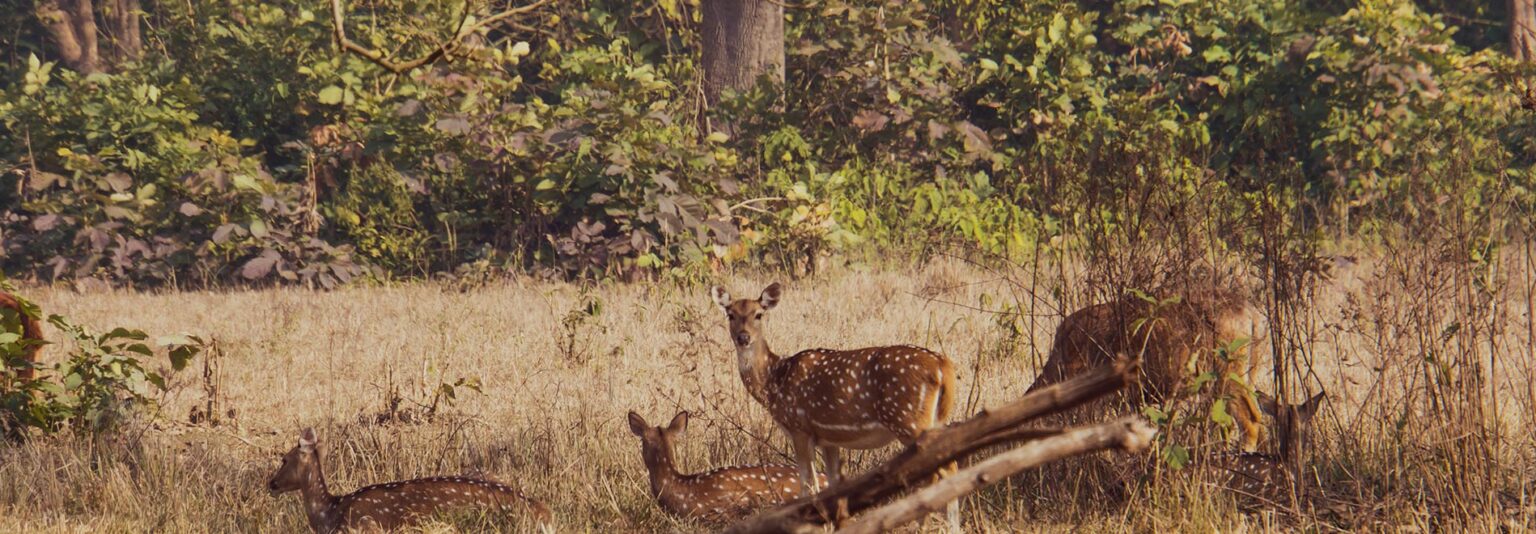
left=299, top=453, right=341, bottom=533
left=644, top=444, right=682, bottom=505
left=735, top=339, right=778, bottom=406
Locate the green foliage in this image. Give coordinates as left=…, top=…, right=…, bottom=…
left=0, top=287, right=204, bottom=439
left=1, top=0, right=1531, bottom=286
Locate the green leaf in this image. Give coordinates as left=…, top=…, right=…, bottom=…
left=1163, top=444, right=1191, bottom=470
left=1210, top=399, right=1235, bottom=428
left=318, top=85, right=345, bottom=105
left=249, top=218, right=269, bottom=238
left=168, top=346, right=199, bottom=371
left=1202, top=45, right=1231, bottom=63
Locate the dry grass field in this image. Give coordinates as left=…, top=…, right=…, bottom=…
left=1, top=256, right=1533, bottom=533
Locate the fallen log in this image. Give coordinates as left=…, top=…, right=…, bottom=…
left=837, top=416, right=1157, bottom=534
left=726, top=357, right=1141, bottom=534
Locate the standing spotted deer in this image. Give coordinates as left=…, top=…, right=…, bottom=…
left=1028, top=285, right=1271, bottom=451
left=267, top=428, right=551, bottom=533
left=627, top=411, right=827, bottom=520
left=710, top=282, right=960, bottom=529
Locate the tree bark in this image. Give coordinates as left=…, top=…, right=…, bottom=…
left=1513, top=0, right=1536, bottom=61
left=700, top=0, right=784, bottom=105
left=836, top=417, right=1157, bottom=534
left=33, top=0, right=143, bottom=74
left=106, top=0, right=144, bottom=64
left=36, top=0, right=96, bottom=73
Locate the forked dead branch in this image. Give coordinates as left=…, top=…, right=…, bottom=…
left=726, top=357, right=1149, bottom=534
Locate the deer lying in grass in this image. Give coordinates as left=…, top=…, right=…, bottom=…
left=1205, top=391, right=1326, bottom=509
left=711, top=282, right=960, bottom=530
left=1027, top=285, right=1270, bottom=451
left=0, top=291, right=45, bottom=380
left=627, top=411, right=827, bottom=520
left=267, top=428, right=551, bottom=533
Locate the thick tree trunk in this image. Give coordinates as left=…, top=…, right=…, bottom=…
left=1513, top=0, right=1536, bottom=62
left=700, top=0, right=784, bottom=106
left=106, top=0, right=144, bottom=64
left=34, top=0, right=142, bottom=74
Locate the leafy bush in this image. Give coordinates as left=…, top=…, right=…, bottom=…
left=0, top=0, right=1530, bottom=287
left=0, top=286, right=204, bottom=439
left=0, top=55, right=362, bottom=288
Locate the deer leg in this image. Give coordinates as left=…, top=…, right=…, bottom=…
left=1227, top=381, right=1266, bottom=452
left=818, top=445, right=842, bottom=486
left=790, top=432, right=820, bottom=498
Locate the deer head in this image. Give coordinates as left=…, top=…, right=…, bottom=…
left=628, top=410, right=688, bottom=477
left=268, top=428, right=320, bottom=495
left=710, top=283, right=781, bottom=349
left=1258, top=390, right=1326, bottom=462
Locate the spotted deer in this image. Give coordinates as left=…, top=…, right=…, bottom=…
left=267, top=428, right=551, bottom=533
left=1206, top=391, right=1326, bottom=509
left=627, top=411, right=827, bottom=520
left=0, top=291, right=45, bottom=381
left=710, top=282, right=960, bottom=529
left=1027, top=285, right=1271, bottom=451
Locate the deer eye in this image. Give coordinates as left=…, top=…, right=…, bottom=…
left=755, top=312, right=763, bottom=320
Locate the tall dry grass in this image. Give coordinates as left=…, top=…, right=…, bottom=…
left=0, top=249, right=1531, bottom=532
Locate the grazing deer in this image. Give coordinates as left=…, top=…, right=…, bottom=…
left=627, top=411, right=827, bottom=520
left=1027, top=285, right=1270, bottom=451
left=710, top=282, right=960, bottom=529
left=267, top=428, right=551, bottom=533
left=0, top=291, right=45, bottom=381
left=1207, top=391, right=1326, bottom=509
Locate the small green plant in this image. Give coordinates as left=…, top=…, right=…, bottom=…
left=0, top=289, right=204, bottom=439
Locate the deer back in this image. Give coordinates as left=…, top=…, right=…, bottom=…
left=1032, top=286, right=1265, bottom=402
left=767, top=346, right=955, bottom=445
left=336, top=477, right=549, bottom=531
left=666, top=464, right=827, bottom=520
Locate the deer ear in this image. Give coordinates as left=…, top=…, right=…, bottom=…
left=298, top=428, right=317, bottom=450
left=1300, top=391, right=1327, bottom=417
left=759, top=282, right=782, bottom=310
left=667, top=411, right=689, bottom=434
left=1255, top=390, right=1279, bottom=418
left=710, top=286, right=733, bottom=309
left=627, top=412, right=649, bottom=437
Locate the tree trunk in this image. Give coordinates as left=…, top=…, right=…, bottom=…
left=700, top=0, right=784, bottom=106
left=34, top=0, right=142, bottom=74
left=1513, top=0, right=1536, bottom=61
left=106, top=0, right=144, bottom=64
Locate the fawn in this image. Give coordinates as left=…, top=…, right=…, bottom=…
left=627, top=411, right=827, bottom=520
left=0, top=291, right=45, bottom=381
left=267, top=428, right=551, bottom=533
left=1206, top=391, right=1326, bottom=509
left=711, top=282, right=960, bottom=529
left=1028, top=285, right=1270, bottom=451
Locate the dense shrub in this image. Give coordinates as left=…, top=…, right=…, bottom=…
left=0, top=0, right=1530, bottom=286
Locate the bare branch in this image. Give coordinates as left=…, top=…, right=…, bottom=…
left=328, top=0, right=551, bottom=74
left=726, top=357, right=1140, bottom=534
left=837, top=417, right=1157, bottom=534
